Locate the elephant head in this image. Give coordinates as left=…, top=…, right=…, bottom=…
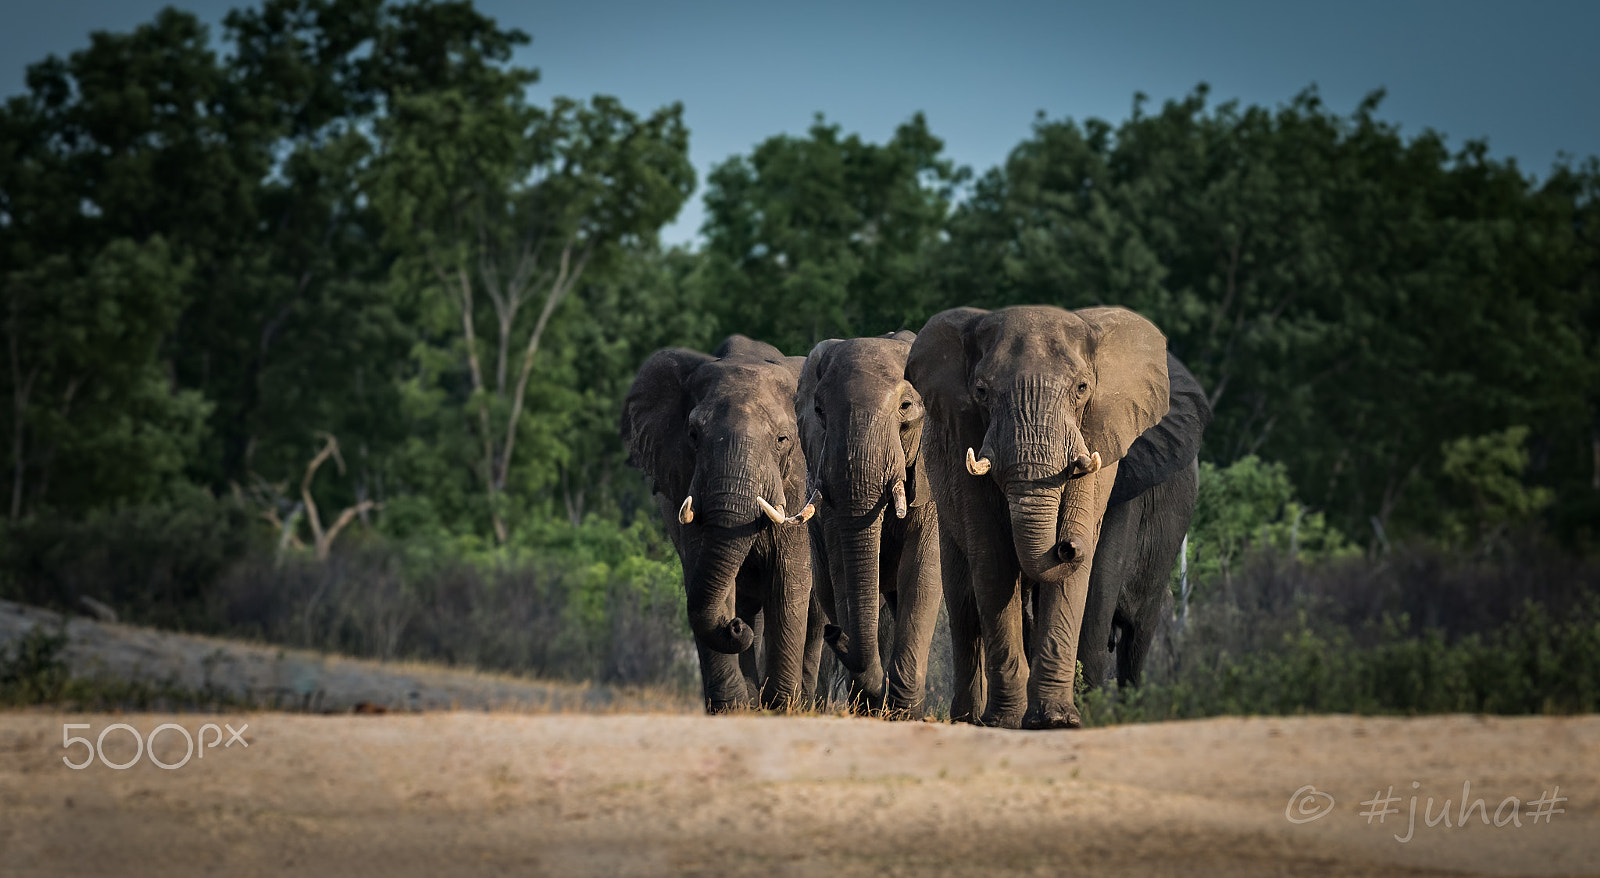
left=794, top=330, right=929, bottom=700
left=621, top=335, right=812, bottom=656
left=910, top=306, right=1167, bottom=582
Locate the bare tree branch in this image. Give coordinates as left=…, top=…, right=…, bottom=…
left=496, top=238, right=595, bottom=493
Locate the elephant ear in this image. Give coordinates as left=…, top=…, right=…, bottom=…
left=907, top=307, right=988, bottom=451
left=882, top=331, right=930, bottom=506
left=1109, top=352, right=1214, bottom=505
left=1076, top=307, right=1170, bottom=464
left=713, top=333, right=786, bottom=363
left=620, top=347, right=713, bottom=501
left=796, top=339, right=840, bottom=470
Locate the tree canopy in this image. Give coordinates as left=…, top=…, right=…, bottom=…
left=1, top=3, right=1595, bottom=559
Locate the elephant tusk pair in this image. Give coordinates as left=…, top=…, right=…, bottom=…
left=965, top=448, right=1103, bottom=479
left=682, top=494, right=812, bottom=526
left=965, top=447, right=992, bottom=476
left=891, top=479, right=907, bottom=519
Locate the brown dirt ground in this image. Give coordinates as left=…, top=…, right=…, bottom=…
left=1, top=710, right=1596, bottom=877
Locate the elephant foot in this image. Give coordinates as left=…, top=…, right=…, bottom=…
left=846, top=691, right=885, bottom=718
left=1021, top=701, right=1083, bottom=730
left=977, top=709, right=1025, bottom=729
left=882, top=698, right=924, bottom=722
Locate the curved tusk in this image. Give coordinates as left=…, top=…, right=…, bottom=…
left=756, top=496, right=787, bottom=524
left=784, top=487, right=819, bottom=524
left=677, top=495, right=694, bottom=524
left=1073, top=451, right=1102, bottom=477
left=891, top=480, right=907, bottom=519
left=966, top=447, right=992, bottom=476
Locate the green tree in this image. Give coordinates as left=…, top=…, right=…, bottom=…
left=699, top=113, right=964, bottom=353
left=938, top=85, right=1596, bottom=544
left=2, top=238, right=210, bottom=516
left=1186, top=455, right=1354, bottom=594
left=1440, top=426, right=1554, bottom=546
left=369, top=85, right=693, bottom=542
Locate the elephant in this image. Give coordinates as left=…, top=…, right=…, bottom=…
left=795, top=330, right=941, bottom=717
left=906, top=305, right=1203, bottom=729
left=1074, top=351, right=1211, bottom=690
left=621, top=335, right=815, bottom=713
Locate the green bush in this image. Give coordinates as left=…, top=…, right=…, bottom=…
left=0, top=486, right=258, bottom=629
left=1080, top=542, right=1600, bottom=726
left=1184, top=456, right=1356, bottom=597
left=0, top=624, right=70, bottom=706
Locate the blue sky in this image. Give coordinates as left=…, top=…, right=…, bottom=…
left=5, top=1, right=1597, bottom=246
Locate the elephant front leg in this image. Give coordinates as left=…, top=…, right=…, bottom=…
left=1024, top=465, right=1115, bottom=730
left=736, top=590, right=764, bottom=702
left=801, top=519, right=836, bottom=709
left=970, top=544, right=1028, bottom=729
left=801, top=592, right=827, bottom=707
left=885, top=507, right=942, bottom=718
left=1080, top=478, right=1141, bottom=690
left=696, top=643, right=750, bottom=713
left=758, top=532, right=813, bottom=712
left=941, top=529, right=985, bottom=724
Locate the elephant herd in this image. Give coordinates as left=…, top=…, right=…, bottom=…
left=621, top=304, right=1213, bottom=729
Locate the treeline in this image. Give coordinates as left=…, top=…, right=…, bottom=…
left=1, top=0, right=1596, bottom=627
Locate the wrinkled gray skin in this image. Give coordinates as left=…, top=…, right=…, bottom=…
left=1075, top=353, right=1211, bottom=690
left=621, top=335, right=813, bottom=713
left=907, top=306, right=1173, bottom=729
left=795, top=331, right=942, bottom=717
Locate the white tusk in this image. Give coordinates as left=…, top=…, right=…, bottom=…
left=756, top=496, right=787, bottom=524
left=785, top=487, right=819, bottom=524
left=892, top=480, right=907, bottom=519
left=1079, top=451, right=1102, bottom=476
left=678, top=495, right=694, bottom=524
left=966, top=447, right=992, bottom=476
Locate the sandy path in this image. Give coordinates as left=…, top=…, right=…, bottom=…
left=1, top=711, right=1595, bottom=876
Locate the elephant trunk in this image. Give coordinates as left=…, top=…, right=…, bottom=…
left=825, top=513, right=886, bottom=700
left=832, top=410, right=897, bottom=518
left=1007, top=485, right=1068, bottom=583
left=686, top=528, right=758, bottom=654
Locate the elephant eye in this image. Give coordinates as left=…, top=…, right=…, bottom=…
left=777, top=434, right=789, bottom=444
left=1077, top=381, right=1089, bottom=394
left=973, top=382, right=988, bottom=402
left=687, top=426, right=700, bottom=447
left=900, top=399, right=913, bottom=411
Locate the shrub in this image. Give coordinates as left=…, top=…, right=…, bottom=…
left=1080, top=541, right=1600, bottom=725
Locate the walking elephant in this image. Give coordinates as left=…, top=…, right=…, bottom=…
left=907, top=305, right=1203, bottom=729
left=795, top=331, right=941, bottom=717
left=621, top=335, right=815, bottom=713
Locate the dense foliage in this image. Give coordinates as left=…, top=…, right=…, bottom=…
left=1, top=1, right=1596, bottom=709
